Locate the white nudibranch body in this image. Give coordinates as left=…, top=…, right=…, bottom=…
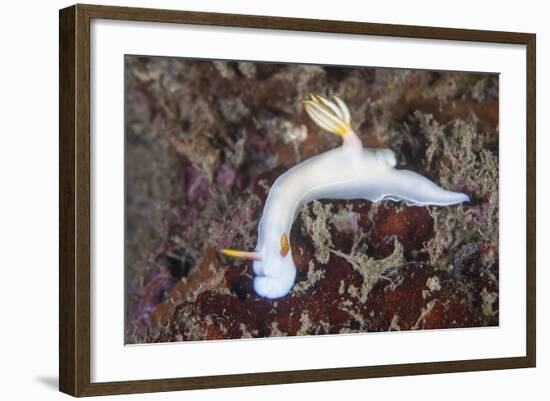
left=221, top=94, right=469, bottom=299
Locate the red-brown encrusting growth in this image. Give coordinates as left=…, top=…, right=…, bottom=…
left=125, top=58, right=498, bottom=343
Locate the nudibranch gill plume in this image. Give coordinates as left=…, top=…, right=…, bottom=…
left=221, top=94, right=469, bottom=299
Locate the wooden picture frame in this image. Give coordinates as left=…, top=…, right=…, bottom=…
left=59, top=3, right=536, bottom=397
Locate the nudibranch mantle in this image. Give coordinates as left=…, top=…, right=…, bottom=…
left=222, top=94, right=469, bottom=299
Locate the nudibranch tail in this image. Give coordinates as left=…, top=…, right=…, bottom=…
left=220, top=249, right=262, bottom=261
left=303, top=93, right=351, bottom=137
left=370, top=169, right=470, bottom=206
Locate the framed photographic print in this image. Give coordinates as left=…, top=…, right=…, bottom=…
left=59, top=3, right=536, bottom=397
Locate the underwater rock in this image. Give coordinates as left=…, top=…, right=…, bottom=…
left=125, top=58, right=499, bottom=343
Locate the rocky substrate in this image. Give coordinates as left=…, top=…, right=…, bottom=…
left=124, top=57, right=499, bottom=343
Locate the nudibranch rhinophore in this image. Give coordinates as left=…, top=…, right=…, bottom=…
left=221, top=94, right=469, bottom=299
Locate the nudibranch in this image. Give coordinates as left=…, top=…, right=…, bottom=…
left=221, top=94, right=469, bottom=299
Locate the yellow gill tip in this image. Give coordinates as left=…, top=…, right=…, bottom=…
left=303, top=93, right=351, bottom=137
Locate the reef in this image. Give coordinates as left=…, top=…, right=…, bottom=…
left=124, top=57, right=499, bottom=343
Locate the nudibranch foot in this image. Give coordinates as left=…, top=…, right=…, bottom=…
left=221, top=94, right=470, bottom=300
